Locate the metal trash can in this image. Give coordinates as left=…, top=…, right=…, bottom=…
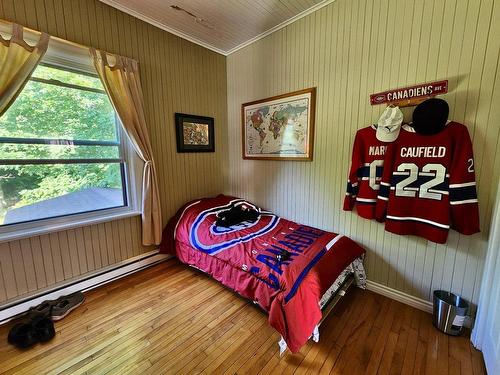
left=433, top=290, right=469, bottom=335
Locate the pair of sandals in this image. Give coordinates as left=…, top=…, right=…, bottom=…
left=7, top=292, right=85, bottom=349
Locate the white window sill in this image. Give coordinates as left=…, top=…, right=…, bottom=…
left=0, top=208, right=142, bottom=244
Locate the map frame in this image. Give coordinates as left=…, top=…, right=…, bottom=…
left=241, top=87, right=316, bottom=161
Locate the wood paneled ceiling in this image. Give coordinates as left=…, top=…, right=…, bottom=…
left=99, top=0, right=335, bottom=55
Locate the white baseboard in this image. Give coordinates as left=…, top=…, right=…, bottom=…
left=0, top=250, right=170, bottom=324
left=366, top=280, right=433, bottom=313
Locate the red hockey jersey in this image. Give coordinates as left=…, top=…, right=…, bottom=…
left=375, top=122, right=480, bottom=243
left=344, top=125, right=390, bottom=219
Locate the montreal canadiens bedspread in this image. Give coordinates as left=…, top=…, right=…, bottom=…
left=160, top=195, right=366, bottom=353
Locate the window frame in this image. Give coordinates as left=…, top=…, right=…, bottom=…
left=0, top=44, right=142, bottom=243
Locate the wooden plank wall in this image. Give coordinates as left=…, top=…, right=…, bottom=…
left=0, top=0, right=227, bottom=304
left=0, top=216, right=144, bottom=302
left=226, top=0, right=500, bottom=305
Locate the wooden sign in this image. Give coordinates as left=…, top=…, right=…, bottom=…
left=370, top=80, right=448, bottom=107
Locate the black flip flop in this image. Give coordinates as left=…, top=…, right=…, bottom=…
left=8, top=322, right=38, bottom=349
left=31, top=314, right=55, bottom=343
left=7, top=310, right=55, bottom=349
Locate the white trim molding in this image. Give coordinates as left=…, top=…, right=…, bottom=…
left=366, top=280, right=433, bottom=313
left=0, top=250, right=169, bottom=324
left=98, top=0, right=227, bottom=56
left=98, top=0, right=338, bottom=56
left=0, top=209, right=142, bottom=244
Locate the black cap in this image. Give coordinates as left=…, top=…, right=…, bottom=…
left=412, top=98, right=449, bottom=135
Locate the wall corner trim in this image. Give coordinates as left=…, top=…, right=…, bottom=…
left=98, top=0, right=228, bottom=56
left=366, top=280, right=433, bottom=313
left=224, top=0, right=338, bottom=55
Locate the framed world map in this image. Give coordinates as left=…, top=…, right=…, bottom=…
left=242, top=87, right=316, bottom=161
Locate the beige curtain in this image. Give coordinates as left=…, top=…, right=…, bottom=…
left=90, top=48, right=162, bottom=246
left=0, top=23, right=49, bottom=116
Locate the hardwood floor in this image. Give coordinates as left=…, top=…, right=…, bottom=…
left=0, top=259, right=485, bottom=374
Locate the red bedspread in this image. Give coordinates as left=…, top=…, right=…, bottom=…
left=160, top=195, right=365, bottom=353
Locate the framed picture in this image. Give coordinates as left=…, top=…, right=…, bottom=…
left=175, top=113, right=215, bottom=153
left=241, top=87, right=316, bottom=161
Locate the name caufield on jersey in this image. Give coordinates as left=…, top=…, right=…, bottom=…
left=400, top=146, right=446, bottom=158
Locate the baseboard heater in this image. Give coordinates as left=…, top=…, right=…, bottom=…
left=0, top=250, right=170, bottom=324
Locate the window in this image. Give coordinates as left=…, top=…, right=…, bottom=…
left=0, top=63, right=139, bottom=238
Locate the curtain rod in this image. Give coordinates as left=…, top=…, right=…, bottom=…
left=0, top=18, right=137, bottom=63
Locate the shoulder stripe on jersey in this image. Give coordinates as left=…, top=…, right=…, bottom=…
left=381, top=182, right=390, bottom=186
left=390, top=186, right=419, bottom=191
left=356, top=198, right=377, bottom=203
left=386, top=215, right=450, bottom=229
left=378, top=184, right=390, bottom=198
left=450, top=182, right=476, bottom=188
left=358, top=165, right=383, bottom=178
left=390, top=174, right=449, bottom=192
left=428, top=189, right=449, bottom=195
left=450, top=185, right=477, bottom=202
left=450, top=199, right=478, bottom=205
left=346, top=181, right=359, bottom=195
left=377, top=195, right=389, bottom=201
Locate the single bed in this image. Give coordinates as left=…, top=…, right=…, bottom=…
left=160, top=195, right=366, bottom=353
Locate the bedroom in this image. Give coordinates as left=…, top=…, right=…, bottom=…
left=0, top=0, right=499, bottom=373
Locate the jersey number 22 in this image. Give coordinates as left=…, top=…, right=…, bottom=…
left=395, top=163, right=446, bottom=200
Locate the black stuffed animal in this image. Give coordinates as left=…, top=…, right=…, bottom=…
left=215, top=204, right=260, bottom=228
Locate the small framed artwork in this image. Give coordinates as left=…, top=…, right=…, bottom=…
left=241, top=87, right=316, bottom=161
left=175, top=113, right=215, bottom=153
